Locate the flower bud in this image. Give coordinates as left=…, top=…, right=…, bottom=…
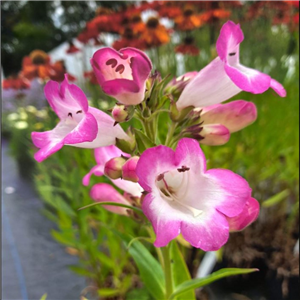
left=112, top=104, right=135, bottom=123
left=122, top=156, right=139, bottom=182
left=116, top=127, right=136, bottom=153
left=104, top=156, right=127, bottom=179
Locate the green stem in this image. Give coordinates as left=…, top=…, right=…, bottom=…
left=161, top=245, right=173, bottom=299
left=165, top=122, right=177, bottom=148
left=146, top=227, right=164, bottom=267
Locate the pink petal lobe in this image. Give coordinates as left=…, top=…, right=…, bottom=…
left=206, top=168, right=252, bottom=218
left=216, top=21, right=244, bottom=63
left=33, top=140, right=64, bottom=163
left=225, top=64, right=271, bottom=94
left=270, top=79, right=287, bottom=97
left=142, top=194, right=181, bottom=247
left=64, top=112, right=98, bottom=145
left=227, top=197, right=260, bottom=231
left=181, top=209, right=229, bottom=251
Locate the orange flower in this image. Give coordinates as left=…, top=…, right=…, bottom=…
left=2, top=74, right=31, bottom=90
left=113, top=27, right=147, bottom=50
left=21, top=50, right=52, bottom=80
left=174, top=5, right=203, bottom=31
left=50, top=60, right=76, bottom=82
left=175, top=37, right=200, bottom=56
left=141, top=17, right=170, bottom=47
left=200, top=9, right=231, bottom=24
left=157, top=1, right=182, bottom=19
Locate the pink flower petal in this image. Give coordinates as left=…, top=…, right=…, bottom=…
left=227, top=197, right=260, bottom=231
left=200, top=124, right=230, bottom=145
left=176, top=58, right=241, bottom=110
left=225, top=64, right=272, bottom=94
left=270, top=79, right=287, bottom=97
left=201, top=100, right=257, bottom=133
left=206, top=168, right=252, bottom=218
left=90, top=183, right=131, bottom=215
left=136, top=145, right=176, bottom=192
left=216, top=20, right=244, bottom=63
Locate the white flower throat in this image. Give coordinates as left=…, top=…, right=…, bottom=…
left=156, top=166, right=203, bottom=218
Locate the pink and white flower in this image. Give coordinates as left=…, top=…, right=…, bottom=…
left=176, top=21, right=286, bottom=110
left=91, top=47, right=152, bottom=105
left=136, top=138, right=259, bottom=251
left=31, top=75, right=128, bottom=162
left=194, top=100, right=257, bottom=145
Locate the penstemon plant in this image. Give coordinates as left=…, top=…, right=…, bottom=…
left=32, top=21, right=286, bottom=299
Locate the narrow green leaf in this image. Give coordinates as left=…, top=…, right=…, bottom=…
left=127, top=237, right=154, bottom=250
left=170, top=241, right=195, bottom=300
left=169, top=268, right=258, bottom=299
left=78, top=201, right=143, bottom=214
left=98, top=288, right=120, bottom=297
left=40, top=293, right=47, bottom=300
left=68, top=265, right=94, bottom=277
left=115, top=231, right=165, bottom=300
left=262, top=189, right=289, bottom=207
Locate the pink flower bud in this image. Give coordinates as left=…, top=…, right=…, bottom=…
left=112, top=104, right=128, bottom=123
left=122, top=156, right=139, bottom=182
left=104, top=156, right=126, bottom=179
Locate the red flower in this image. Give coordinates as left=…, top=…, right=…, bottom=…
left=66, top=41, right=80, bottom=54
left=2, top=74, right=31, bottom=90
left=175, top=37, right=200, bottom=56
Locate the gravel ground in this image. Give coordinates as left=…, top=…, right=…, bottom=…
left=2, top=138, right=86, bottom=300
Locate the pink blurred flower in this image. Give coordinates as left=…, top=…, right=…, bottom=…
left=91, top=47, right=152, bottom=105
left=177, top=21, right=286, bottom=110
left=136, top=138, right=259, bottom=250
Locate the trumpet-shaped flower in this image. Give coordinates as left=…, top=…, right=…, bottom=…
left=91, top=47, right=152, bottom=105
left=32, top=75, right=128, bottom=162
left=176, top=20, right=286, bottom=110
left=136, top=138, right=259, bottom=250
left=191, top=100, right=257, bottom=145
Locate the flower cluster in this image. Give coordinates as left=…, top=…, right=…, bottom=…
left=32, top=21, right=286, bottom=251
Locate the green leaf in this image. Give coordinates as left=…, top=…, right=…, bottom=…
left=78, top=201, right=143, bottom=214
left=262, top=189, right=289, bottom=207
left=98, top=288, right=120, bottom=297
left=126, top=286, right=153, bottom=300
left=134, top=129, right=156, bottom=153
left=115, top=231, right=165, bottom=300
left=68, top=265, right=94, bottom=277
left=169, top=268, right=258, bottom=299
left=40, top=293, right=47, bottom=300
left=170, top=241, right=195, bottom=300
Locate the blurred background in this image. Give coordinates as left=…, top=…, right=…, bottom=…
left=1, top=1, right=299, bottom=300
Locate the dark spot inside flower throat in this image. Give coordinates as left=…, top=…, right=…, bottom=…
left=106, top=58, right=118, bottom=68
left=68, top=112, right=72, bottom=117
left=177, top=165, right=190, bottom=172
left=229, top=52, right=236, bottom=56
left=157, top=173, right=164, bottom=181
left=76, top=110, right=82, bottom=114
left=146, top=17, right=159, bottom=28
left=115, top=64, right=125, bottom=74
